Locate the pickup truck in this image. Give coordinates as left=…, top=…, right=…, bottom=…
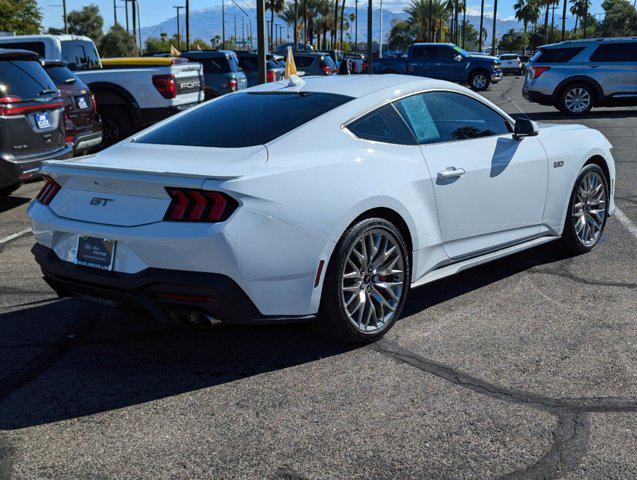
left=0, top=35, right=205, bottom=146
left=372, top=43, right=503, bottom=91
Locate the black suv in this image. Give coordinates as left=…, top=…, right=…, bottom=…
left=0, top=49, right=72, bottom=196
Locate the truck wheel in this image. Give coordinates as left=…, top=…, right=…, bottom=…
left=469, top=71, right=490, bottom=91
left=100, top=107, right=135, bottom=147
left=558, top=83, right=594, bottom=115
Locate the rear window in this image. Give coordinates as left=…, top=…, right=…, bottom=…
left=44, top=65, right=85, bottom=87
left=531, top=47, right=584, bottom=63
left=238, top=56, right=257, bottom=71
left=347, top=104, right=415, bottom=145
left=0, top=41, right=45, bottom=57
left=294, top=55, right=315, bottom=67
left=185, top=55, right=240, bottom=74
left=590, top=42, right=637, bottom=62
left=322, top=55, right=337, bottom=69
left=500, top=54, right=518, bottom=60
left=0, top=60, right=58, bottom=100
left=135, top=91, right=353, bottom=148
left=61, top=41, right=100, bottom=70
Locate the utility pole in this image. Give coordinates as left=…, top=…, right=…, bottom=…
left=378, top=0, right=383, bottom=57
left=123, top=0, right=129, bottom=33
left=367, top=0, right=372, bottom=73
left=478, top=0, right=484, bottom=52
left=491, top=0, right=497, bottom=56
left=185, top=0, right=190, bottom=50
left=113, top=0, right=118, bottom=26
left=131, top=0, right=138, bottom=56
left=221, top=0, right=226, bottom=49
left=173, top=6, right=183, bottom=49
left=137, top=1, right=142, bottom=53
left=63, top=0, right=68, bottom=33
left=256, top=0, right=266, bottom=83
left=355, top=0, right=358, bottom=52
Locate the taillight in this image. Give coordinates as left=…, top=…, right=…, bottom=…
left=152, top=74, right=177, bottom=99
left=321, top=65, right=334, bottom=75
left=532, top=66, right=550, bottom=79
left=36, top=175, right=61, bottom=205
left=362, top=61, right=368, bottom=73
left=266, top=70, right=275, bottom=82
left=164, top=188, right=238, bottom=222
left=66, top=135, right=74, bottom=143
left=91, top=93, right=97, bottom=112
left=0, top=100, right=63, bottom=116
left=228, top=78, right=238, bottom=91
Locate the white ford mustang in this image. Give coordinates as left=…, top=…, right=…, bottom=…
left=29, top=75, right=616, bottom=343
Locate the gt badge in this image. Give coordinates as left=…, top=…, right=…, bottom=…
left=554, top=161, right=564, bottom=168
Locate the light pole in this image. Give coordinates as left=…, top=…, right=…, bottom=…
left=293, top=0, right=298, bottom=49
left=478, top=0, right=484, bottom=51
left=173, top=5, right=183, bottom=49
left=131, top=0, right=138, bottom=55
left=367, top=0, right=372, bottom=73
left=257, top=0, right=267, bottom=83
left=490, top=0, right=497, bottom=56
left=221, top=0, right=226, bottom=49
left=355, top=0, right=358, bottom=52
left=185, top=0, right=190, bottom=50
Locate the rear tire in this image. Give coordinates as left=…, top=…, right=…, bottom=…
left=100, top=106, right=135, bottom=148
left=469, top=70, right=490, bottom=91
left=0, top=182, right=22, bottom=197
left=558, top=164, right=609, bottom=254
left=314, top=218, right=410, bottom=344
left=558, top=83, right=594, bottom=115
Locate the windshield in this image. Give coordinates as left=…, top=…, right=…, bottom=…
left=135, top=91, right=354, bottom=148
left=453, top=46, right=469, bottom=57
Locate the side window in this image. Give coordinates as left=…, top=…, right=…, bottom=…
left=0, top=41, right=45, bottom=57
left=435, top=46, right=455, bottom=60
left=395, top=91, right=511, bottom=144
left=411, top=46, right=434, bottom=59
left=85, top=43, right=100, bottom=69
left=347, top=104, right=416, bottom=145
left=590, top=43, right=637, bottom=62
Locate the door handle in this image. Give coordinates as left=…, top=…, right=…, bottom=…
left=437, top=167, right=465, bottom=179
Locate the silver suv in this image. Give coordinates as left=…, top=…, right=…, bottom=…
left=523, top=37, right=637, bottom=114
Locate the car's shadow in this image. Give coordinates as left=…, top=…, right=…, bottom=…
left=0, top=195, right=30, bottom=214
left=511, top=109, right=637, bottom=121
left=0, top=242, right=568, bottom=430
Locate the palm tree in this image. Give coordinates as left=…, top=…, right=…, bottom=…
left=514, top=0, right=540, bottom=33
left=569, top=0, right=589, bottom=37
left=491, top=0, right=498, bottom=54
left=404, top=0, right=430, bottom=42
left=266, top=0, right=286, bottom=50
left=339, top=0, right=346, bottom=47
left=388, top=19, right=415, bottom=51
left=478, top=0, right=485, bottom=51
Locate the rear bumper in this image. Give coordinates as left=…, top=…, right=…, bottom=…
left=74, top=130, right=103, bottom=152
left=0, top=145, right=73, bottom=188
left=522, top=87, right=554, bottom=105
left=32, top=243, right=316, bottom=324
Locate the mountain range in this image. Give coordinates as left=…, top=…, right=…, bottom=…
left=140, top=5, right=572, bottom=49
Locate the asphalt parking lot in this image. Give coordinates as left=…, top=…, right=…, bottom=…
left=0, top=74, right=635, bottom=479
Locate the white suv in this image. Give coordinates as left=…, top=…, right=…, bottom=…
left=498, top=54, right=522, bottom=75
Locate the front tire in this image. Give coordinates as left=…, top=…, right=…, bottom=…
left=469, top=70, right=490, bottom=91
left=315, top=218, right=410, bottom=344
left=559, top=164, right=609, bottom=254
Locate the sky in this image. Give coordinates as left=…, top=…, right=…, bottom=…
left=38, top=0, right=606, bottom=31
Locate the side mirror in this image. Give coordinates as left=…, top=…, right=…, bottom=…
left=454, top=54, right=464, bottom=62
left=513, top=118, right=539, bottom=140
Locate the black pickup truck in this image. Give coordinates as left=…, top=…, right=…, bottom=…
left=373, top=43, right=503, bottom=91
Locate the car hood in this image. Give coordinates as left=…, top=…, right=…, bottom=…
left=467, top=54, right=499, bottom=64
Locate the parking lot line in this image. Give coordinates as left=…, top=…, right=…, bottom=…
left=615, top=207, right=637, bottom=240
left=0, top=228, right=32, bottom=248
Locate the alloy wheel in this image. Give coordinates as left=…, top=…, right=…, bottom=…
left=564, top=87, right=591, bottom=113
left=472, top=74, right=487, bottom=89
left=340, top=229, right=405, bottom=334
left=572, top=171, right=607, bottom=247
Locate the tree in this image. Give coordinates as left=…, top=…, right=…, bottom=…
left=498, top=28, right=529, bottom=52
left=596, top=0, right=637, bottom=37
left=404, top=0, right=431, bottom=42
left=0, top=0, right=42, bottom=35
left=387, top=20, right=415, bottom=51
left=266, top=0, right=286, bottom=49
left=99, top=24, right=133, bottom=57
left=67, top=4, right=104, bottom=43
left=514, top=0, right=540, bottom=32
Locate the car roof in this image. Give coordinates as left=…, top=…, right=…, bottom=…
left=540, top=37, right=637, bottom=49
left=0, top=48, right=40, bottom=61
left=247, top=74, right=465, bottom=99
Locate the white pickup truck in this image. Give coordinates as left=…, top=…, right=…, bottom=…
left=0, top=35, right=204, bottom=146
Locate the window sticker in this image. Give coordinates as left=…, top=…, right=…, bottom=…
left=399, top=96, right=440, bottom=143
